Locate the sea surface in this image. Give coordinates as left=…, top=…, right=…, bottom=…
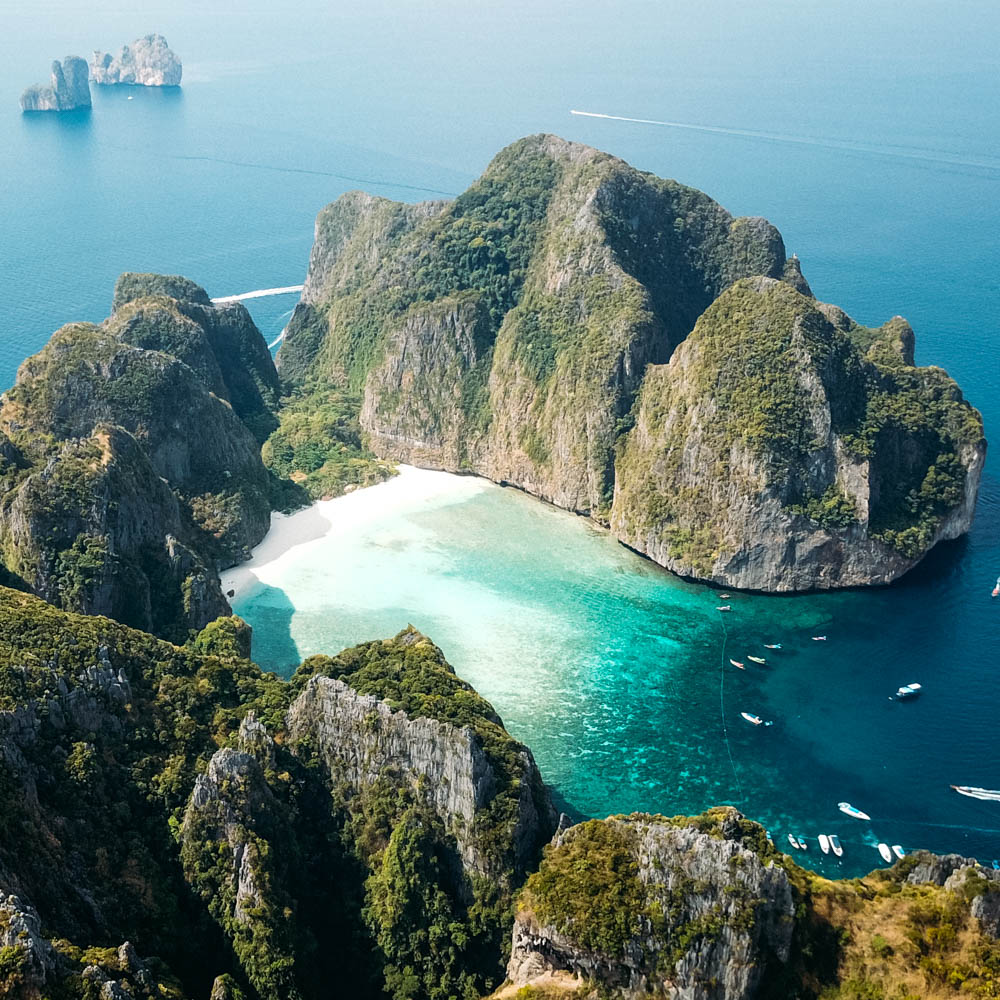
left=4, top=0, right=1000, bottom=875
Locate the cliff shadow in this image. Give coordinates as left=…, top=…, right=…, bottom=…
left=241, top=584, right=302, bottom=677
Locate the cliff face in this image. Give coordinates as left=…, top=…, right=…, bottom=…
left=91, top=34, right=182, bottom=86
left=0, top=274, right=277, bottom=638
left=281, top=134, right=983, bottom=587
left=509, top=809, right=794, bottom=1000
left=19, top=56, right=91, bottom=111
left=611, top=278, right=985, bottom=590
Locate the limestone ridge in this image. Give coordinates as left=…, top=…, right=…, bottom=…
left=0, top=273, right=278, bottom=640
left=281, top=133, right=984, bottom=590
left=19, top=56, right=91, bottom=111
left=91, top=34, right=182, bottom=87
left=612, top=277, right=986, bottom=590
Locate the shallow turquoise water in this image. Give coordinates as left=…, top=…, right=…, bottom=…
left=235, top=474, right=1000, bottom=877
left=5, top=0, right=1000, bottom=876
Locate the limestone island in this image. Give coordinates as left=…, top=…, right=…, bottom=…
left=19, top=56, right=91, bottom=111
left=90, top=33, right=182, bottom=87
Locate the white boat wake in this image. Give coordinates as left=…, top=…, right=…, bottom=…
left=952, top=785, right=1000, bottom=802
left=268, top=330, right=286, bottom=350
left=211, top=285, right=304, bottom=304
left=569, top=110, right=1000, bottom=171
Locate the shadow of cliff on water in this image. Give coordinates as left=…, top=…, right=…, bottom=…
left=244, top=584, right=302, bottom=678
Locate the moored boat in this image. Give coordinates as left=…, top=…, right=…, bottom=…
left=763, top=643, right=782, bottom=649
left=829, top=834, right=843, bottom=857
left=787, top=833, right=801, bottom=850
left=730, top=658, right=745, bottom=670
left=797, top=835, right=808, bottom=850
left=747, top=655, right=767, bottom=665
left=717, top=605, right=731, bottom=612
left=812, top=635, right=827, bottom=641
left=892, top=845, right=905, bottom=859
left=951, top=785, right=1000, bottom=802
left=838, top=801, right=871, bottom=820
left=818, top=834, right=830, bottom=854
left=741, top=712, right=763, bottom=725
left=993, top=577, right=999, bottom=598
left=878, top=843, right=893, bottom=863
left=892, top=682, right=922, bottom=701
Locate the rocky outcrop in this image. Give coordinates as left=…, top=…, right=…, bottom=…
left=90, top=34, right=182, bottom=87
left=508, top=810, right=795, bottom=1000
left=0, top=274, right=277, bottom=638
left=282, top=133, right=983, bottom=589
left=611, top=277, right=985, bottom=590
left=20, top=56, right=91, bottom=111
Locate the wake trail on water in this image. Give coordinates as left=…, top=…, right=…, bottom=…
left=717, top=610, right=744, bottom=803
left=212, top=285, right=304, bottom=304
left=570, top=110, right=1000, bottom=172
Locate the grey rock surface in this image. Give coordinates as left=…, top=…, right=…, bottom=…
left=20, top=56, right=91, bottom=111
left=91, top=34, right=181, bottom=86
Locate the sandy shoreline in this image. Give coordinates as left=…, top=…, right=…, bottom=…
left=219, top=465, right=491, bottom=601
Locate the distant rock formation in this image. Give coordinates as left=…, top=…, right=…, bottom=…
left=90, top=33, right=182, bottom=86
left=19, top=56, right=91, bottom=111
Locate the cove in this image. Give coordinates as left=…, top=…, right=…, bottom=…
left=225, top=466, right=1000, bottom=878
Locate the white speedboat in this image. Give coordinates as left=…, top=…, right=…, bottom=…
left=891, top=845, right=905, bottom=859
left=838, top=802, right=871, bottom=821
left=951, top=785, right=1000, bottom=802
left=892, top=683, right=922, bottom=701
left=878, top=843, right=893, bottom=863
left=741, top=712, right=772, bottom=726
left=787, top=833, right=801, bottom=850
left=829, top=834, right=843, bottom=857
left=818, top=834, right=830, bottom=854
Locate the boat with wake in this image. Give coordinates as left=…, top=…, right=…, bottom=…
left=838, top=801, right=871, bottom=820
left=812, top=635, right=827, bottom=641
left=951, top=785, right=1000, bottom=802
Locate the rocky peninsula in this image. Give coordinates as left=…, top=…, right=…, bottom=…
left=19, top=56, right=91, bottom=111
left=91, top=33, right=182, bottom=87
left=276, top=133, right=985, bottom=591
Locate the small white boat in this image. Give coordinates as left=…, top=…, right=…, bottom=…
left=829, top=834, right=843, bottom=857
left=892, top=682, right=922, bottom=701
left=992, top=576, right=999, bottom=598
left=787, top=833, right=801, bottom=850
left=951, top=785, right=1000, bottom=802
left=838, top=801, right=871, bottom=821
left=716, top=605, right=731, bottom=612
left=730, top=659, right=745, bottom=670
left=763, top=643, right=782, bottom=649
left=747, top=655, right=767, bottom=665
left=797, top=836, right=808, bottom=850
left=812, top=635, right=827, bottom=641
left=741, top=712, right=763, bottom=725
left=719, top=594, right=731, bottom=599
left=878, top=843, right=893, bottom=863
left=891, top=844, right=905, bottom=859
left=818, top=834, right=830, bottom=854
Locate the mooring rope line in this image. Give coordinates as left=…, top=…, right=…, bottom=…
left=717, top=609, right=744, bottom=803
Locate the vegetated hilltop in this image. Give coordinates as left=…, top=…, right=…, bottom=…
left=279, top=133, right=984, bottom=590
left=0, top=588, right=997, bottom=1000
left=0, top=589, right=554, bottom=1000
left=0, top=274, right=281, bottom=640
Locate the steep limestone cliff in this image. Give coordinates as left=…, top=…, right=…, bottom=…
left=508, top=809, right=794, bottom=1000
left=90, top=34, right=182, bottom=87
left=0, top=275, right=277, bottom=638
left=280, top=133, right=982, bottom=587
left=611, top=277, right=985, bottom=590
left=20, top=56, right=91, bottom=112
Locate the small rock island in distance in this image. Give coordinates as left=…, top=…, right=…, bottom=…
left=90, top=33, right=182, bottom=87
left=19, top=56, right=91, bottom=111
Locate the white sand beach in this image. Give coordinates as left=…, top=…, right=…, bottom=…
left=219, top=465, right=492, bottom=601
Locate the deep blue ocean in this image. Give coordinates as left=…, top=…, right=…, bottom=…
left=4, top=0, right=999, bottom=875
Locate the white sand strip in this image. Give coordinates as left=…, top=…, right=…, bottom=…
left=219, top=465, right=490, bottom=601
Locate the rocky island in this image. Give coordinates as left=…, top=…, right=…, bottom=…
left=91, top=33, right=182, bottom=87
left=277, top=133, right=985, bottom=591
left=19, top=56, right=91, bottom=111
